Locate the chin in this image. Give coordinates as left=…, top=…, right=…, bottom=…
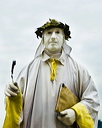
left=49, top=48, right=61, bottom=53
left=46, top=45, right=62, bottom=53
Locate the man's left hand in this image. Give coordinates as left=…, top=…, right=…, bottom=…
left=57, top=109, right=76, bottom=126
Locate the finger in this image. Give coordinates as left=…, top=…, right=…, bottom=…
left=6, top=88, right=18, bottom=96
left=57, top=115, right=71, bottom=126
left=60, top=110, right=67, bottom=116
left=9, top=83, right=18, bottom=91
left=57, top=116, right=62, bottom=121
left=57, top=116, right=65, bottom=123
left=4, top=91, right=11, bottom=97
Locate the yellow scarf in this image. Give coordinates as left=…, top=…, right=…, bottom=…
left=3, top=90, right=22, bottom=128
left=50, top=58, right=57, bottom=81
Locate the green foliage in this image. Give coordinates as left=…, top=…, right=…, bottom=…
left=35, top=19, right=71, bottom=40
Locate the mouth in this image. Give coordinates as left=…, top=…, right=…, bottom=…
left=50, top=42, right=57, bottom=44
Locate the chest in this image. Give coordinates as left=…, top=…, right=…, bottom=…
left=37, top=60, right=76, bottom=95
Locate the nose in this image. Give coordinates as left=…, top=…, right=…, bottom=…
left=51, top=32, right=56, bottom=41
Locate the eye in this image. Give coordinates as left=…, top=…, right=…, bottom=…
left=47, top=31, right=52, bottom=34
left=56, top=31, right=60, bottom=34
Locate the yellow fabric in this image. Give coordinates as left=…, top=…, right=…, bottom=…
left=3, top=90, right=22, bottom=128
left=50, top=58, right=57, bottom=81
left=71, top=102, right=94, bottom=128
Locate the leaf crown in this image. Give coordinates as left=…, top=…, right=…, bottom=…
left=35, top=19, right=71, bottom=40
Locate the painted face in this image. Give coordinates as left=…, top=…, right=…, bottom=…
left=43, top=28, right=65, bottom=54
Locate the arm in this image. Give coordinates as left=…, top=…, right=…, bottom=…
left=58, top=64, right=100, bottom=127
left=72, top=65, right=100, bottom=127
left=3, top=65, right=28, bottom=128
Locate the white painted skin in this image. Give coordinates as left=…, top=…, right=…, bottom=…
left=43, top=27, right=65, bottom=54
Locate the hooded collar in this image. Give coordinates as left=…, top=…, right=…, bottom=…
left=42, top=50, right=67, bottom=66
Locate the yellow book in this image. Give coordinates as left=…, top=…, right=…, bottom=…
left=55, top=83, right=79, bottom=113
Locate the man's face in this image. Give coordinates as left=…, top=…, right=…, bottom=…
left=43, top=27, right=65, bottom=54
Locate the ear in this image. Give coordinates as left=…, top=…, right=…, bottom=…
left=41, top=35, right=44, bottom=44
left=62, top=37, right=65, bottom=45
left=63, top=32, right=66, bottom=41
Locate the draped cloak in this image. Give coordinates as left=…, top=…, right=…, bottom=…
left=16, top=42, right=100, bottom=128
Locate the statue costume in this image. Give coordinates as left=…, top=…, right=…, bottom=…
left=3, top=19, right=100, bottom=128
left=16, top=41, right=99, bottom=128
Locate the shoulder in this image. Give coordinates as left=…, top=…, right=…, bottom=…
left=16, top=56, right=42, bottom=92
left=66, top=54, right=90, bottom=76
left=16, top=56, right=42, bottom=81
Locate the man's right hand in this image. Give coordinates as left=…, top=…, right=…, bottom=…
left=4, top=82, right=20, bottom=97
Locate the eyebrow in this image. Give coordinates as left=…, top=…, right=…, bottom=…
left=45, top=27, right=61, bottom=31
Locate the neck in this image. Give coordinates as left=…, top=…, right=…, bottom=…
left=44, top=49, right=62, bottom=59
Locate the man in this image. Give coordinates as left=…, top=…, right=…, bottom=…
left=4, top=19, right=100, bottom=128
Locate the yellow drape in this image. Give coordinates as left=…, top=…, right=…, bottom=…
left=3, top=90, right=22, bottom=128
left=71, top=102, right=94, bottom=128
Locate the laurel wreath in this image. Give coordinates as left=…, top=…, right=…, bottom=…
left=35, top=19, right=71, bottom=40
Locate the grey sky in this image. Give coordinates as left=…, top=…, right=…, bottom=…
left=0, top=0, right=102, bottom=127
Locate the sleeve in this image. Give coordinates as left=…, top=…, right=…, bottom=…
left=72, top=64, right=100, bottom=128
left=3, top=89, right=22, bottom=128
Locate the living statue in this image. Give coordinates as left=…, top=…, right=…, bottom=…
left=4, top=19, right=100, bottom=128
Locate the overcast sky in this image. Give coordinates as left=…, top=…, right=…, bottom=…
left=0, top=0, right=102, bottom=127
